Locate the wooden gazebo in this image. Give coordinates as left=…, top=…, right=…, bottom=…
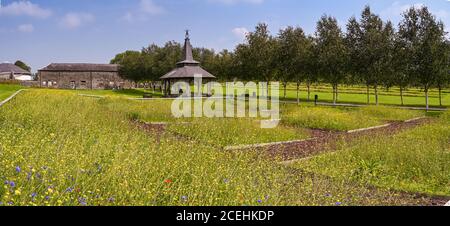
left=160, top=31, right=216, bottom=96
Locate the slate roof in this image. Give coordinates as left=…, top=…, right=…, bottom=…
left=0, top=63, right=31, bottom=75
left=160, top=66, right=215, bottom=79
left=161, top=31, right=216, bottom=80
left=39, top=63, right=119, bottom=72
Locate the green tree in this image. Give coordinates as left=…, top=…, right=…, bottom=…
left=399, top=6, right=447, bottom=110
left=315, top=15, right=348, bottom=105
left=111, top=50, right=146, bottom=83
left=244, top=23, right=277, bottom=95
left=275, top=26, right=309, bottom=100
left=347, top=6, right=394, bottom=105
left=14, top=60, right=31, bottom=72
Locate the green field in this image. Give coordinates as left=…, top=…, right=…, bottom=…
left=0, top=86, right=448, bottom=206
left=64, top=83, right=450, bottom=108
left=0, top=84, right=22, bottom=102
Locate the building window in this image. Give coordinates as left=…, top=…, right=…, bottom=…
left=70, top=81, right=76, bottom=89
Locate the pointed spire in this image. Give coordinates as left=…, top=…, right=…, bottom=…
left=177, top=30, right=199, bottom=66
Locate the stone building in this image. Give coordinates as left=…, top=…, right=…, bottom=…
left=38, top=63, right=131, bottom=90
left=0, top=63, right=32, bottom=81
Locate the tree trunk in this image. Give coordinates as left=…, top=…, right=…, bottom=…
left=333, top=84, right=337, bottom=105
left=367, top=85, right=370, bottom=104
left=439, top=86, right=442, bottom=107
left=335, top=85, right=339, bottom=103
left=296, top=82, right=300, bottom=105
left=307, top=82, right=311, bottom=102
left=375, top=85, right=379, bottom=106
left=425, top=88, right=429, bottom=111
left=283, top=82, right=287, bottom=100
left=400, top=86, right=404, bottom=106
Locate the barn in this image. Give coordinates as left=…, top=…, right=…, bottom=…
left=38, top=63, right=132, bottom=90
left=0, top=63, right=32, bottom=81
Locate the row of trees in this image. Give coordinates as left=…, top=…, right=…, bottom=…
left=112, top=6, right=449, bottom=108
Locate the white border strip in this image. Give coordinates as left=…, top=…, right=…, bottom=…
left=224, top=138, right=317, bottom=151
left=347, top=123, right=392, bottom=134
left=0, top=89, right=25, bottom=107
left=404, top=116, right=427, bottom=123
left=445, top=200, right=450, bottom=206
left=78, top=94, right=106, bottom=99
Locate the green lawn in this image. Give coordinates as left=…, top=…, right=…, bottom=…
left=0, top=84, right=22, bottom=101
left=293, top=112, right=450, bottom=196
left=24, top=82, right=449, bottom=108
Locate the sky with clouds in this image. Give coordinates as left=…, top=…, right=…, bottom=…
left=0, top=0, right=449, bottom=72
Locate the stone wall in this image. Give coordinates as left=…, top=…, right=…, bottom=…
left=0, top=72, right=12, bottom=80
left=38, top=71, right=132, bottom=90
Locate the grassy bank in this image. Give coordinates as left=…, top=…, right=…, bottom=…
left=293, top=112, right=450, bottom=196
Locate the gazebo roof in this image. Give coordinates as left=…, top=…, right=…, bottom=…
left=160, top=65, right=215, bottom=80
left=160, top=31, right=216, bottom=80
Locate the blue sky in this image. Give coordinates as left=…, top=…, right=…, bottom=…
left=0, top=0, right=449, bottom=72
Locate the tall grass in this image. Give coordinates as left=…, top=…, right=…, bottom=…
left=282, top=105, right=424, bottom=131
left=295, top=112, right=450, bottom=196
left=0, top=89, right=426, bottom=206
left=168, top=118, right=308, bottom=147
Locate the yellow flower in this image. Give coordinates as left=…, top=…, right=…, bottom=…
left=14, top=189, right=21, bottom=195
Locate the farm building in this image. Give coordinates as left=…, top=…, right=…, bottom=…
left=160, top=31, right=216, bottom=96
left=38, top=63, right=132, bottom=90
left=0, top=63, right=33, bottom=81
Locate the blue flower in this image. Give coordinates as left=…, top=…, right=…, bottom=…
left=79, top=198, right=87, bottom=206
left=9, top=181, right=15, bottom=187
left=66, top=187, right=74, bottom=193
left=223, top=178, right=230, bottom=184
left=108, top=197, right=115, bottom=202
left=257, top=199, right=262, bottom=204
left=335, top=202, right=342, bottom=206
left=15, top=166, right=21, bottom=173
left=181, top=196, right=188, bottom=202
left=31, top=193, right=37, bottom=198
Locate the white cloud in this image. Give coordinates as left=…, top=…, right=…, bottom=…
left=0, top=1, right=52, bottom=18
left=120, top=0, right=165, bottom=23
left=232, top=27, right=249, bottom=40
left=140, top=0, right=165, bottom=15
left=209, top=0, right=264, bottom=5
left=60, top=13, right=94, bottom=29
left=17, top=24, right=34, bottom=33
left=380, top=1, right=449, bottom=22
